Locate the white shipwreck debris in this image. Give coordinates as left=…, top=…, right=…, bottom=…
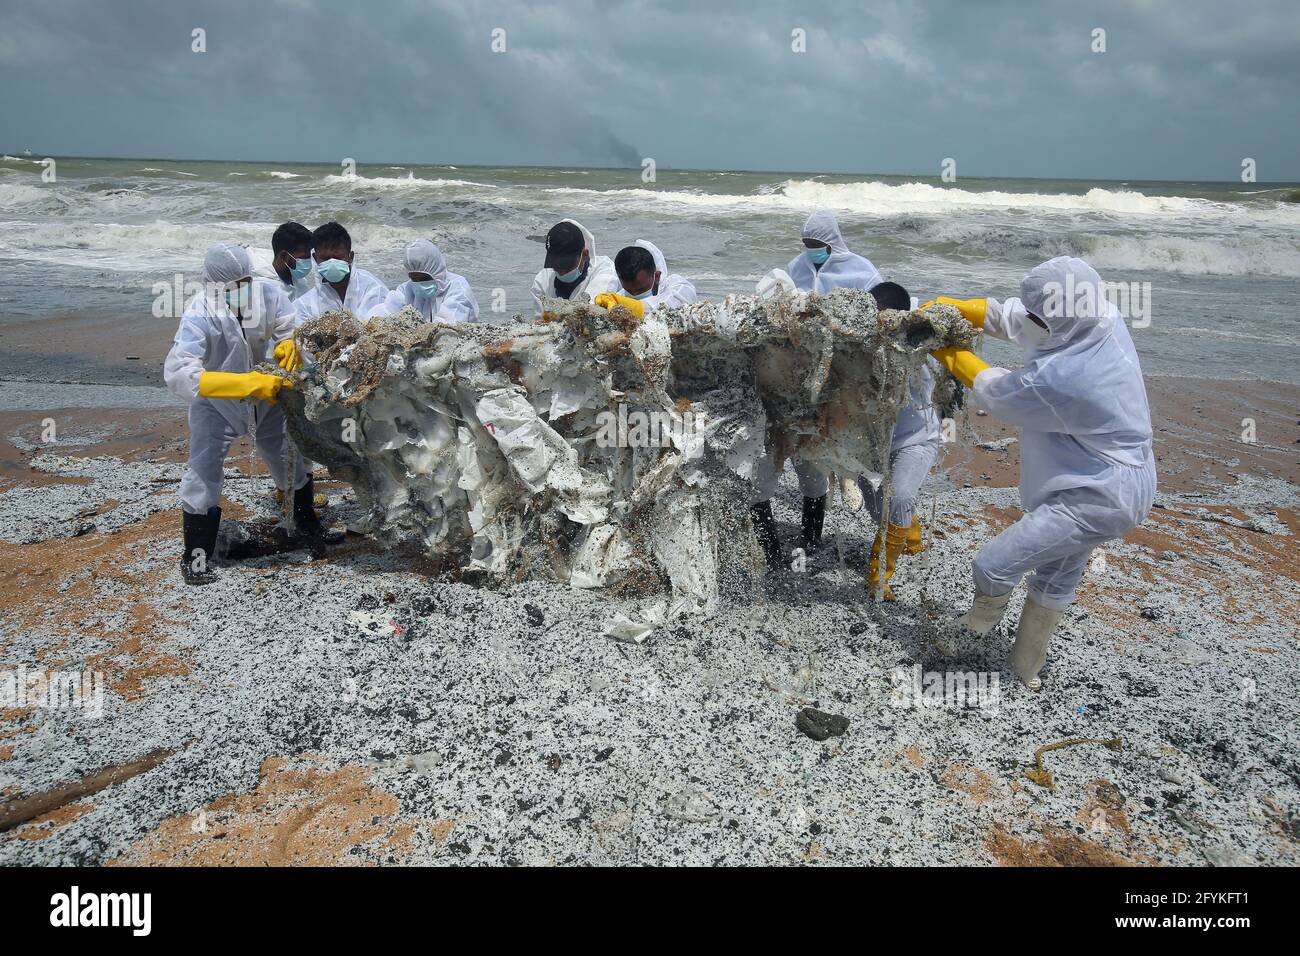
left=279, top=291, right=974, bottom=628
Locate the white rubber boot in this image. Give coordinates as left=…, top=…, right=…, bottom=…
left=957, top=591, right=1013, bottom=636
left=1010, top=597, right=1062, bottom=690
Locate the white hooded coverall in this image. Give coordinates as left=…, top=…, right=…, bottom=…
left=785, top=209, right=883, bottom=294
left=756, top=210, right=885, bottom=503
left=629, top=239, right=697, bottom=311
left=970, top=257, right=1156, bottom=610
left=294, top=264, right=389, bottom=325
left=164, top=242, right=310, bottom=514
left=530, top=219, right=620, bottom=315
left=382, top=239, right=479, bottom=323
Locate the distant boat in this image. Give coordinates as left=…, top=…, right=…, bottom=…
left=22, top=148, right=32, bottom=157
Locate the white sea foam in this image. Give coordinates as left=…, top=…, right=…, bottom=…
left=1084, top=234, right=1300, bottom=277
left=322, top=172, right=495, bottom=190
left=537, top=178, right=1300, bottom=228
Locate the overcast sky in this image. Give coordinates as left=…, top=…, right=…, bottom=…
left=2, top=0, right=1297, bottom=182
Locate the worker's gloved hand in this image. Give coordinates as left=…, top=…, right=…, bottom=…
left=930, top=347, right=991, bottom=389
left=273, top=339, right=301, bottom=372
left=593, top=292, right=645, bottom=319
left=933, top=296, right=987, bottom=328
left=198, top=370, right=293, bottom=404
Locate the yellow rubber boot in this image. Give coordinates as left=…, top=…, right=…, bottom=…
left=904, top=516, right=924, bottom=555
left=867, top=523, right=908, bottom=601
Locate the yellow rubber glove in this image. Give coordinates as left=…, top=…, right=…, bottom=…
left=198, top=371, right=293, bottom=403
left=593, top=292, right=645, bottom=320
left=273, top=338, right=301, bottom=372
left=930, top=347, right=991, bottom=389
left=932, top=296, right=988, bottom=328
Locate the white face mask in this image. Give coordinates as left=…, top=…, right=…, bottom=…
left=1017, top=316, right=1050, bottom=348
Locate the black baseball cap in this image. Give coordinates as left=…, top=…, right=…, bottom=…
left=544, top=221, right=585, bottom=269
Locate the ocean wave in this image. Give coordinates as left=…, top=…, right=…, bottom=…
left=777, top=179, right=1300, bottom=224
left=0, top=218, right=429, bottom=272
left=322, top=172, right=496, bottom=190
left=1083, top=234, right=1300, bottom=277
left=904, top=217, right=1300, bottom=277
left=264, top=170, right=302, bottom=179
left=136, top=167, right=199, bottom=177
left=533, top=178, right=1300, bottom=227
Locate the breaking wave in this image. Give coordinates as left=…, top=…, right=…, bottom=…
left=1083, top=234, right=1300, bottom=277
left=322, top=172, right=496, bottom=190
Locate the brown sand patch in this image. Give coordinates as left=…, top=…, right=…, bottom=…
left=979, top=504, right=1021, bottom=532
left=0, top=509, right=191, bottom=701
left=109, top=755, right=420, bottom=866
left=13, top=802, right=95, bottom=841
left=984, top=824, right=1141, bottom=867
left=939, top=763, right=995, bottom=805
left=1075, top=779, right=1131, bottom=835
left=0, top=407, right=187, bottom=491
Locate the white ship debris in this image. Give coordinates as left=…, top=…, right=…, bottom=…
left=280, top=290, right=974, bottom=624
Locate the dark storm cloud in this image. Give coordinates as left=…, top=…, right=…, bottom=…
left=1, top=0, right=1297, bottom=180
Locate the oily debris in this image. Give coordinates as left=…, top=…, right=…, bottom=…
left=280, top=290, right=972, bottom=631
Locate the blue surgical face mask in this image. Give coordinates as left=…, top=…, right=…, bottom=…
left=630, top=287, right=654, bottom=300
left=411, top=279, right=440, bottom=300
left=805, top=247, right=831, bottom=266
left=288, top=256, right=313, bottom=281
left=556, top=264, right=585, bottom=284
left=317, top=258, right=350, bottom=283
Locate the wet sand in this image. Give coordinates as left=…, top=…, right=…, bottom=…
left=0, top=373, right=1296, bottom=866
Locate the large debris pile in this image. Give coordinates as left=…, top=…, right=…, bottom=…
left=279, top=290, right=973, bottom=629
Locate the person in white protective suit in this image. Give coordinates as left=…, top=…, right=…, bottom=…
left=927, top=256, right=1156, bottom=689
left=787, top=208, right=883, bottom=294
left=748, top=210, right=886, bottom=570
left=163, top=242, right=325, bottom=584
left=530, top=219, right=620, bottom=316
left=294, top=220, right=389, bottom=324
left=380, top=238, right=479, bottom=323
left=612, top=240, right=697, bottom=311
left=855, top=281, right=943, bottom=601
left=249, top=221, right=315, bottom=302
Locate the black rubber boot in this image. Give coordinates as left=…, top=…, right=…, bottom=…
left=749, top=501, right=785, bottom=572
left=181, top=507, right=220, bottom=585
left=293, top=478, right=343, bottom=545
left=800, top=494, right=827, bottom=553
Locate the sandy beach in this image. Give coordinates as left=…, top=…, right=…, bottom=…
left=1, top=369, right=1295, bottom=866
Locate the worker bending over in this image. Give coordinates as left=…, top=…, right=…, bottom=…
left=383, top=239, right=479, bottom=323
left=930, top=256, right=1156, bottom=689
left=613, top=240, right=697, bottom=311
left=531, top=219, right=620, bottom=315
left=164, top=243, right=321, bottom=584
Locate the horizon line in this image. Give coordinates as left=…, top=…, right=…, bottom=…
left=4, top=152, right=1297, bottom=188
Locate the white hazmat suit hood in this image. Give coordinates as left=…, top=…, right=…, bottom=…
left=383, top=239, right=479, bottom=323
left=631, top=238, right=697, bottom=311
left=786, top=209, right=882, bottom=293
